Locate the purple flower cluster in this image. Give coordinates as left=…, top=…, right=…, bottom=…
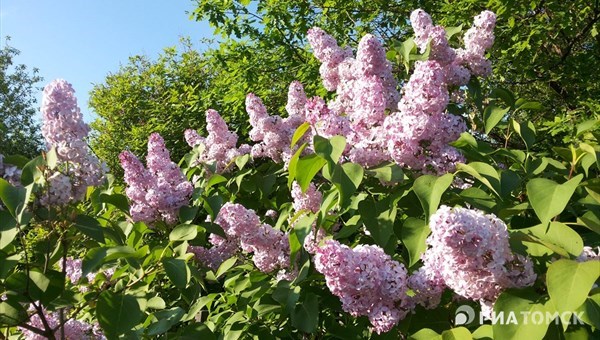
left=119, top=133, right=193, bottom=225
left=246, top=89, right=306, bottom=164
left=291, top=181, right=323, bottom=214
left=0, top=154, right=21, bottom=186
left=577, top=246, right=600, bottom=262
left=418, top=206, right=536, bottom=312
left=185, top=109, right=250, bottom=173
left=294, top=10, right=496, bottom=173
left=189, top=203, right=290, bottom=274
left=313, top=239, right=409, bottom=334
left=40, top=79, right=105, bottom=206
left=19, top=304, right=105, bottom=340
left=306, top=28, right=398, bottom=168
left=382, top=9, right=497, bottom=174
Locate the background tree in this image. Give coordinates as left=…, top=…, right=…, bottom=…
left=0, top=39, right=44, bottom=158
left=89, top=42, right=217, bottom=177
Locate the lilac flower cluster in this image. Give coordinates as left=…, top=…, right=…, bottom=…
left=286, top=10, right=497, bottom=173
left=58, top=257, right=115, bottom=293
left=189, top=203, right=290, bottom=274
left=418, top=206, right=536, bottom=313
left=185, top=109, right=250, bottom=173
left=314, top=239, right=409, bottom=334
left=40, top=79, right=105, bottom=206
left=19, top=304, right=105, bottom=340
left=246, top=90, right=306, bottom=164
left=119, top=133, right=193, bottom=225
left=305, top=28, right=399, bottom=168
left=382, top=10, right=497, bottom=174
left=0, top=154, right=21, bottom=186
left=291, top=181, right=322, bottom=214
left=577, top=246, right=600, bottom=262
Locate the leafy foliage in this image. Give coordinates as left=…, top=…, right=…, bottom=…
left=0, top=40, right=44, bottom=158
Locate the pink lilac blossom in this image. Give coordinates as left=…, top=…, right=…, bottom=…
left=303, top=227, right=327, bottom=255
left=120, top=133, right=193, bottom=225
left=306, top=29, right=398, bottom=168
left=185, top=109, right=250, bottom=173
left=291, top=181, right=322, bottom=214
left=0, top=154, right=21, bottom=186
left=189, top=234, right=239, bottom=271
left=40, top=79, right=105, bottom=206
left=577, top=246, right=600, bottom=262
left=314, top=239, right=409, bottom=333
left=246, top=93, right=294, bottom=163
left=19, top=304, right=105, bottom=340
left=265, top=209, right=278, bottom=220
left=383, top=58, right=465, bottom=174
left=459, top=10, right=496, bottom=77
left=420, top=206, right=536, bottom=312
left=189, top=203, right=290, bottom=274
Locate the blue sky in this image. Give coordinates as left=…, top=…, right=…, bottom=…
left=0, top=0, right=214, bottom=122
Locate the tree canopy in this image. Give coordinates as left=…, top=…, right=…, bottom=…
left=0, top=41, right=44, bottom=158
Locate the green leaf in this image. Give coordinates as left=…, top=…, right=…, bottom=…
left=206, top=174, right=227, bottom=189
left=97, top=291, right=143, bottom=337
left=366, top=162, right=404, bottom=183
left=235, top=153, right=251, bottom=170
left=511, top=119, right=536, bottom=149
left=46, top=146, right=58, bottom=170
left=216, top=256, right=237, bottom=279
left=472, top=324, right=493, bottom=340
left=413, top=173, right=453, bottom=219
left=162, top=258, right=191, bottom=289
left=401, top=218, right=430, bottom=267
left=147, top=296, right=166, bottom=310
left=527, top=175, right=583, bottom=225
left=83, top=246, right=144, bottom=276
left=289, top=213, right=316, bottom=263
left=324, top=162, right=364, bottom=207
left=99, top=193, right=129, bottom=213
left=358, top=196, right=398, bottom=249
left=291, top=122, right=311, bottom=147
left=179, top=205, right=198, bottom=224
left=517, top=222, right=583, bottom=257
left=287, top=143, right=307, bottom=188
left=0, top=210, right=17, bottom=250
left=0, top=299, right=27, bottom=326
left=445, top=24, right=463, bottom=40
left=576, top=119, right=600, bottom=136
left=442, top=327, right=472, bottom=340
left=0, top=252, right=19, bottom=279
left=456, top=162, right=501, bottom=197
left=74, top=215, right=105, bottom=243
left=410, top=328, right=441, bottom=340
left=0, top=178, right=26, bottom=220
left=314, top=135, right=346, bottom=164
left=179, top=323, right=216, bottom=339
left=483, top=104, right=510, bottom=134
left=295, top=154, right=327, bottom=192
left=547, top=259, right=600, bottom=315
left=169, top=224, right=198, bottom=242
left=514, top=98, right=543, bottom=111
left=292, top=292, right=319, bottom=333
left=20, top=155, right=44, bottom=186
left=576, top=291, right=600, bottom=329
left=147, top=307, right=185, bottom=336
left=493, top=288, right=551, bottom=340
left=29, top=269, right=64, bottom=304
